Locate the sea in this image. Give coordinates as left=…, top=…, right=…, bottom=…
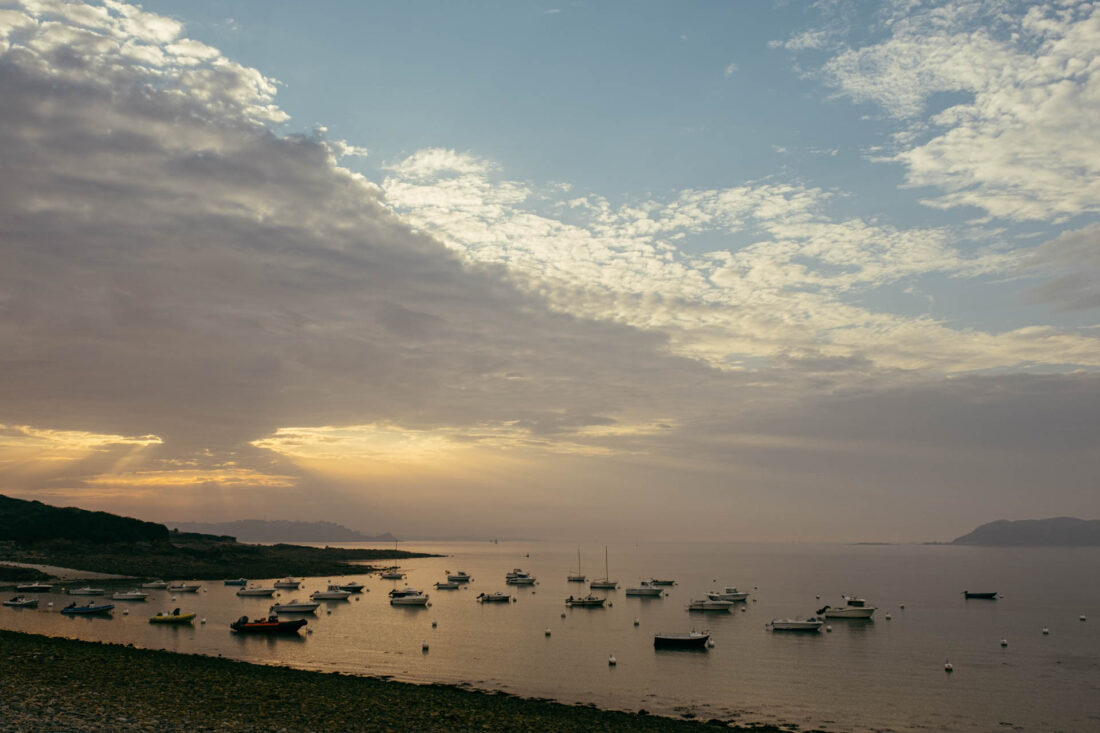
left=3, top=541, right=1099, bottom=732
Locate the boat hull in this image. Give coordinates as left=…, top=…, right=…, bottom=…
left=270, top=603, right=319, bottom=613
left=589, top=581, right=617, bottom=589
left=231, top=618, right=307, bottom=634
left=625, top=588, right=662, bottom=597
left=477, top=593, right=511, bottom=603
left=149, top=613, right=196, bottom=624
left=237, top=588, right=276, bottom=597
left=61, top=604, right=114, bottom=615
left=823, top=606, right=875, bottom=618
left=768, top=619, right=823, bottom=631
left=390, top=597, right=429, bottom=606
left=3, top=598, right=39, bottom=608
left=654, top=633, right=710, bottom=649
left=964, top=591, right=998, bottom=599
left=15, top=584, right=52, bottom=592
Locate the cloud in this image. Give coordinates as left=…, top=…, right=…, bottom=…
left=724, top=62, right=738, bottom=76
left=1024, top=224, right=1100, bottom=312
left=813, top=0, right=1100, bottom=221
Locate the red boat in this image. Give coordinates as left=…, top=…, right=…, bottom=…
left=230, top=615, right=308, bottom=634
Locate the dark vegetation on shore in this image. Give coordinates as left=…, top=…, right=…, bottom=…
left=0, top=495, right=434, bottom=580
left=0, top=563, right=51, bottom=582
left=0, top=630, right=794, bottom=732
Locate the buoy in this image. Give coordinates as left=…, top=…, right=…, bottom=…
left=561, top=612, right=566, bottom=618
left=122, top=609, right=128, bottom=615
left=200, top=618, right=206, bottom=624
left=825, top=625, right=832, bottom=632
left=608, top=655, right=616, bottom=665
left=545, top=628, right=551, bottom=636
left=1042, top=627, right=1049, bottom=635
left=752, top=598, right=757, bottom=602
left=1080, top=615, right=1087, bottom=622
left=707, top=639, right=715, bottom=648
left=171, top=596, right=177, bottom=601
left=815, top=595, right=820, bottom=599
left=740, top=607, right=746, bottom=613
left=432, top=620, right=438, bottom=628
left=422, top=641, right=429, bottom=651
left=355, top=596, right=360, bottom=601
left=633, top=617, right=640, bottom=626
left=1000, top=638, right=1008, bottom=647
left=900, top=603, right=905, bottom=609
left=47, top=602, right=53, bottom=607
left=327, top=610, right=331, bottom=615
left=944, top=661, right=953, bottom=672
left=885, top=613, right=892, bottom=620
left=608, top=602, right=613, bottom=607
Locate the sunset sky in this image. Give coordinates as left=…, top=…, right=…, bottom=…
left=1, top=0, right=1097, bottom=541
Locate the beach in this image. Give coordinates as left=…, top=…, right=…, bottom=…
left=0, top=630, right=787, bottom=732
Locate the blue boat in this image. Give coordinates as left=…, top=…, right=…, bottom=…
left=60, top=602, right=114, bottom=615
left=224, top=578, right=247, bottom=586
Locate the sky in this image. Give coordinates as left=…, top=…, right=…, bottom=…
left=0, top=0, right=1097, bottom=542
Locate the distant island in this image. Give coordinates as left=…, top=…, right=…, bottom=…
left=169, top=519, right=397, bottom=543
left=952, top=517, right=1100, bottom=546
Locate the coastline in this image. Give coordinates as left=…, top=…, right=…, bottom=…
left=0, top=629, right=794, bottom=732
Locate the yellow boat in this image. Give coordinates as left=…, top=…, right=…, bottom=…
left=149, top=609, right=196, bottom=624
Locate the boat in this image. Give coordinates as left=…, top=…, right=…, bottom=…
left=336, top=581, right=364, bottom=593
left=379, top=567, right=405, bottom=580
left=3, top=596, right=39, bottom=608
left=767, top=617, right=824, bottom=631
left=60, top=602, right=114, bottom=615
left=650, top=578, right=676, bottom=586
left=149, top=608, right=196, bottom=624
left=625, top=581, right=663, bottom=597
left=687, top=595, right=733, bottom=612
left=66, top=586, right=106, bottom=596
left=505, top=569, right=536, bottom=585
left=111, top=590, right=149, bottom=601
left=434, top=581, right=460, bottom=590
left=963, top=590, right=998, bottom=599
left=223, top=578, right=247, bottom=586
left=589, top=546, right=618, bottom=589
left=141, top=580, right=169, bottom=589
left=710, top=587, right=750, bottom=602
left=236, top=586, right=276, bottom=597
left=389, top=587, right=429, bottom=606
left=230, top=615, right=308, bottom=634
left=476, top=591, right=511, bottom=603
left=565, top=594, right=605, bottom=607
left=446, top=571, right=471, bottom=583
left=274, top=578, right=300, bottom=589
left=310, top=585, right=351, bottom=601
left=819, top=595, right=876, bottom=619
left=567, top=549, right=586, bottom=582
left=270, top=599, right=320, bottom=613
left=167, top=583, right=200, bottom=593
left=654, top=631, right=710, bottom=649
left=15, top=582, right=52, bottom=592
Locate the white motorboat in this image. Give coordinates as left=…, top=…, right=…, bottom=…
left=476, top=591, right=511, bottom=603
left=274, top=578, right=300, bottom=589
left=15, top=582, right=52, bottom=592
left=505, top=570, right=536, bottom=585
left=111, top=590, right=148, bottom=601
left=710, top=587, right=750, bottom=602
left=625, top=581, right=663, bottom=597
left=589, top=546, right=618, bottom=589
left=389, top=587, right=429, bottom=606
left=819, top=595, right=876, bottom=618
left=141, top=580, right=168, bottom=589
left=767, top=617, right=824, bottom=631
left=567, top=549, right=586, bottom=582
left=237, top=586, right=276, bottom=597
left=447, top=571, right=472, bottom=583
left=167, top=583, right=200, bottom=593
left=379, top=567, right=405, bottom=580
left=337, top=581, right=365, bottom=593
left=687, top=595, right=733, bottom=611
left=66, top=586, right=106, bottom=596
left=270, top=599, right=320, bottom=613
left=434, top=581, right=460, bottom=590
left=649, top=578, right=675, bottom=586
left=653, top=631, right=710, bottom=649
left=565, top=594, right=605, bottom=607
left=3, top=596, right=39, bottom=608
left=311, top=585, right=352, bottom=600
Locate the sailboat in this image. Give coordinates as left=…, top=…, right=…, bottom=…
left=589, top=546, right=618, bottom=589
left=567, top=548, right=586, bottom=582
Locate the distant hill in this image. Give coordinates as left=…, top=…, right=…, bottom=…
left=169, top=519, right=396, bottom=543
left=0, top=494, right=170, bottom=543
left=952, top=517, right=1100, bottom=546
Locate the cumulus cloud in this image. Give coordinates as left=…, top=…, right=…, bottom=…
left=1024, top=224, right=1100, bottom=311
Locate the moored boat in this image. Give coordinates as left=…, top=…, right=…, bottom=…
left=310, top=585, right=352, bottom=601
left=476, top=591, right=511, bottom=603
left=820, top=595, right=876, bottom=618
left=167, top=583, right=200, bottom=593
left=625, top=581, right=663, bottom=597
left=434, top=581, right=460, bottom=590
left=446, top=571, right=471, bottom=583
left=141, top=580, right=169, bottom=589
left=710, top=587, right=750, bottom=602
left=274, top=578, right=301, bottom=589
left=389, top=587, right=429, bottom=606
left=767, top=617, right=824, bottom=631
left=567, top=549, right=586, bottom=582
left=66, top=586, right=106, bottom=596
left=270, top=599, right=320, bottom=613
left=3, top=596, right=39, bottom=608
left=963, top=590, right=998, bottom=599
left=379, top=567, right=405, bottom=580
left=236, top=586, right=276, bottom=597
left=112, top=590, right=149, bottom=601
left=505, top=569, right=536, bottom=585
left=336, top=581, right=364, bottom=593
left=60, top=602, right=114, bottom=615
left=589, top=546, right=618, bottom=589
left=149, top=608, right=196, bottom=624
left=230, top=615, right=307, bottom=634
left=15, top=582, right=53, bottom=592
left=650, top=578, right=676, bottom=586
left=565, top=594, right=605, bottom=607
left=223, top=578, right=247, bottom=586
left=654, top=631, right=710, bottom=649
left=687, top=595, right=733, bottom=612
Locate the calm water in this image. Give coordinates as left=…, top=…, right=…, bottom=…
left=3, top=542, right=1099, bottom=731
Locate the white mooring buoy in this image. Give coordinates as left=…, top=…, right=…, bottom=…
left=707, top=639, right=715, bottom=648
left=545, top=628, right=551, bottom=636
left=1000, top=638, right=1008, bottom=647
left=608, top=655, right=617, bottom=666
left=561, top=612, right=566, bottom=618
left=422, top=641, right=429, bottom=651
left=825, top=625, right=832, bottom=632
left=1042, top=627, right=1049, bottom=635
left=200, top=618, right=206, bottom=624
left=1080, top=614, right=1087, bottom=622
left=885, top=613, right=892, bottom=620
left=633, top=617, right=640, bottom=626
left=432, top=620, right=438, bottom=628
left=122, top=609, right=128, bottom=615
left=944, top=661, right=953, bottom=672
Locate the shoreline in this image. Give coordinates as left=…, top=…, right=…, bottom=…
left=0, top=629, right=799, bottom=732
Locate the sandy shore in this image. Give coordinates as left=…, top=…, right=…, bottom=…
left=0, top=630, right=794, bottom=732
